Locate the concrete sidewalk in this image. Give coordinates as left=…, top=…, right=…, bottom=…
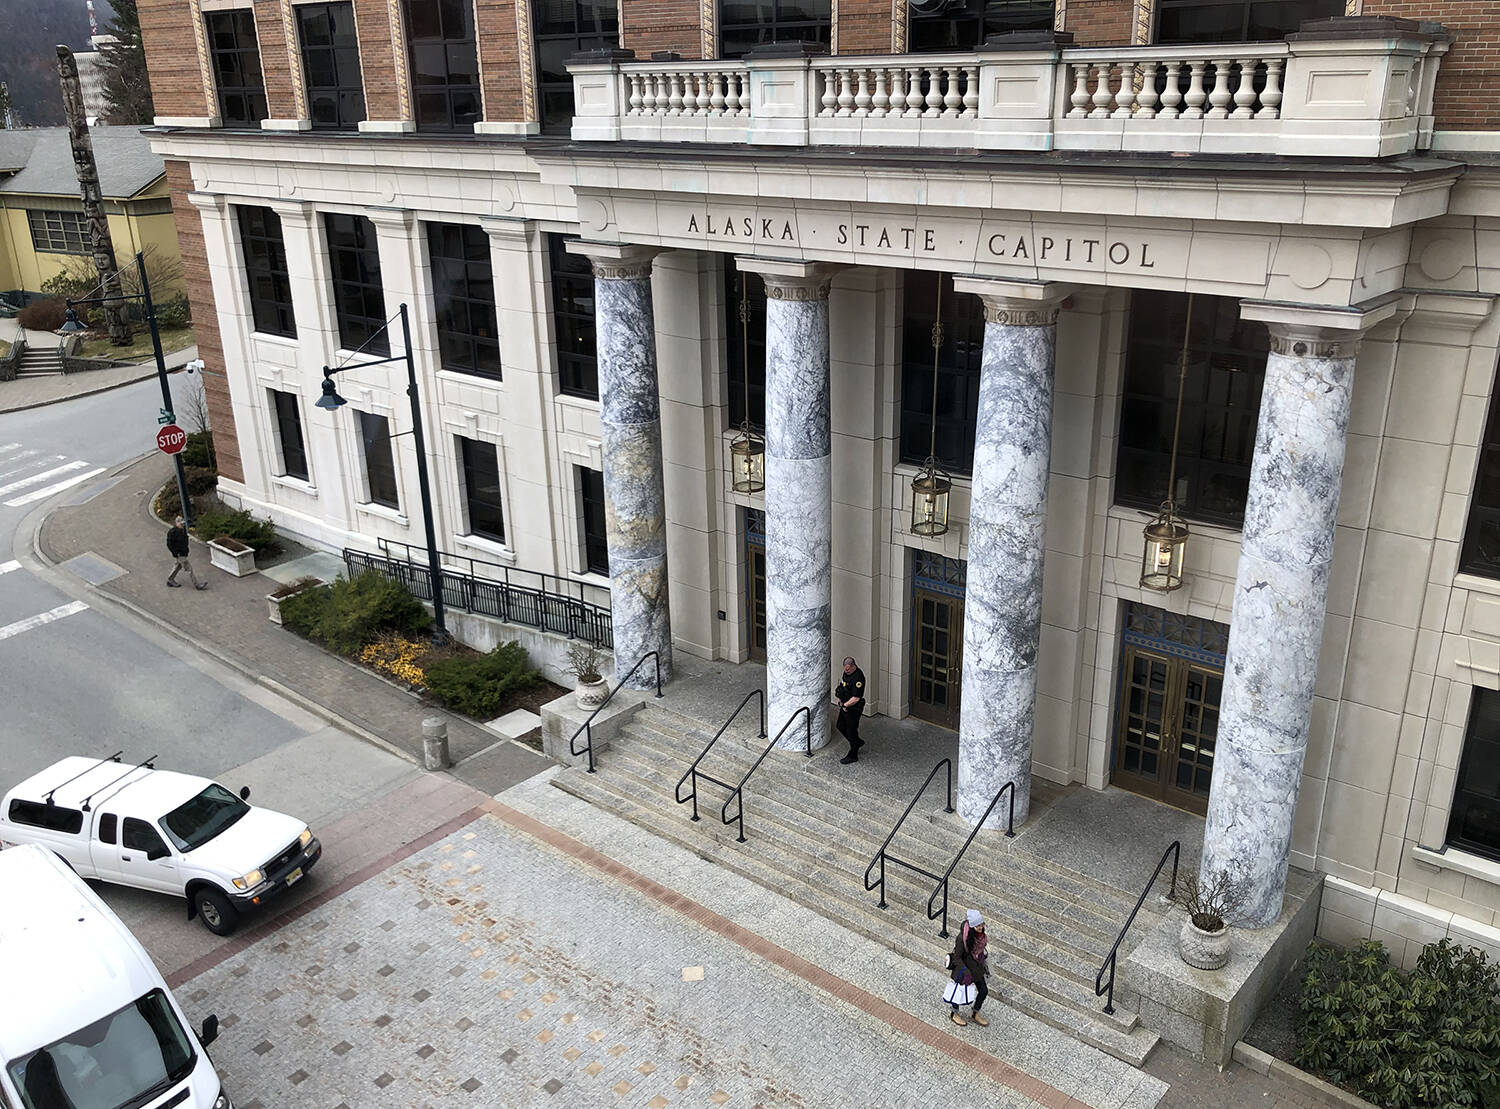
left=35, top=450, right=551, bottom=795
left=0, top=334, right=200, bottom=414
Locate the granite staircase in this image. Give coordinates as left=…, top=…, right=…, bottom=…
left=16, top=345, right=63, bottom=376
left=551, top=700, right=1165, bottom=1066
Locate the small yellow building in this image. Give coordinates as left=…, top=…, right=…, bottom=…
left=0, top=126, right=181, bottom=302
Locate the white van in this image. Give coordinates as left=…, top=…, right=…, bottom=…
left=0, top=844, right=231, bottom=1109
left=0, top=755, right=321, bottom=935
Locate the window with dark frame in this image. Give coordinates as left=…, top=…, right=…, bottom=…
left=97, top=813, right=118, bottom=845
left=271, top=390, right=310, bottom=481
left=1114, top=290, right=1268, bottom=527
left=1448, top=688, right=1500, bottom=864
left=535, top=0, right=619, bottom=132
left=297, top=1, right=366, bottom=129
left=325, top=213, right=389, bottom=355
left=428, top=222, right=501, bottom=380
left=358, top=410, right=400, bottom=509
left=1154, top=0, right=1341, bottom=43
left=205, top=9, right=269, bottom=125
left=403, top=0, right=481, bottom=131
left=909, top=0, right=1053, bottom=53
left=724, top=257, right=766, bottom=431
left=1461, top=390, right=1500, bottom=579
left=26, top=210, right=89, bottom=254
left=899, top=271, right=988, bottom=475
left=720, top=0, right=831, bottom=59
left=548, top=234, right=598, bottom=400
left=459, top=437, right=506, bottom=543
left=579, top=466, right=608, bottom=575
left=6, top=799, right=84, bottom=834
left=237, top=205, right=296, bottom=338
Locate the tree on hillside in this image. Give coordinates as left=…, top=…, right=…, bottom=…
left=99, top=0, right=153, bottom=125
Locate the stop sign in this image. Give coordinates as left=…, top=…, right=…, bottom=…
left=156, top=424, right=187, bottom=455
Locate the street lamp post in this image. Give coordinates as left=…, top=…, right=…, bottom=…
left=64, top=251, right=193, bottom=526
left=317, top=303, right=449, bottom=644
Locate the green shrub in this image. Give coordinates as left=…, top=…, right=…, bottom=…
left=424, top=641, right=539, bottom=718
left=154, top=297, right=192, bottom=329
left=1297, top=938, right=1500, bottom=1109
left=155, top=467, right=219, bottom=519
left=17, top=296, right=67, bottom=331
left=193, top=508, right=280, bottom=555
left=302, top=570, right=429, bottom=655
left=181, top=431, right=216, bottom=470
left=278, top=583, right=333, bottom=639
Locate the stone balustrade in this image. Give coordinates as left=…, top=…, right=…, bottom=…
left=568, top=17, right=1448, bottom=159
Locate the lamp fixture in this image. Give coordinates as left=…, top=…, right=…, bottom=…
left=910, top=273, right=951, bottom=537
left=729, top=272, right=765, bottom=494
left=1140, top=293, right=1194, bottom=592
left=60, top=305, right=87, bottom=333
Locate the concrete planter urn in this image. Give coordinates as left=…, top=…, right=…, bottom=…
left=574, top=676, right=610, bottom=710
left=208, top=536, right=256, bottom=577
left=1178, top=916, right=1231, bottom=970
left=566, top=641, right=610, bottom=710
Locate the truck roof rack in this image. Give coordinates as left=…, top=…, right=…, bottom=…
left=79, top=755, right=157, bottom=812
left=43, top=751, right=124, bottom=805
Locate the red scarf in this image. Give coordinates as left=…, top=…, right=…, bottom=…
left=962, top=921, right=988, bottom=963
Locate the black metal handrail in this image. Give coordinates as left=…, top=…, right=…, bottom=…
left=926, top=780, right=1016, bottom=938
left=568, top=651, right=663, bottom=773
left=675, top=689, right=766, bottom=823
left=719, top=705, right=812, bottom=844
left=864, top=758, right=954, bottom=910
left=1095, top=840, right=1180, bottom=1015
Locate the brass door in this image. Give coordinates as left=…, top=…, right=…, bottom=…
left=911, top=589, right=963, bottom=730
left=746, top=543, right=766, bottom=663
left=1112, top=648, right=1222, bottom=815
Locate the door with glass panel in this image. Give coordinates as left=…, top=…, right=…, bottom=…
left=745, top=509, right=766, bottom=663
left=1113, top=648, right=1223, bottom=815
left=910, top=553, right=967, bottom=730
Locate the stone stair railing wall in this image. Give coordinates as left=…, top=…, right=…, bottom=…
left=551, top=700, right=1166, bottom=1066
left=0, top=337, right=25, bottom=382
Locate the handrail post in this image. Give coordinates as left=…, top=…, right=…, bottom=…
left=939, top=881, right=950, bottom=938
left=1169, top=841, right=1180, bottom=899
left=654, top=652, right=662, bottom=698
left=758, top=690, right=766, bottom=738
left=877, top=854, right=887, bottom=909
left=1006, top=782, right=1016, bottom=837
left=803, top=706, right=812, bottom=757
left=584, top=722, right=595, bottom=773
left=689, top=769, right=700, bottom=821
left=945, top=761, right=954, bottom=813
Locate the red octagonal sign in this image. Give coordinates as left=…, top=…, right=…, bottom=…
left=156, top=423, right=187, bottom=456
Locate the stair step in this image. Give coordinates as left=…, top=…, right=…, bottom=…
left=553, top=768, right=1159, bottom=1067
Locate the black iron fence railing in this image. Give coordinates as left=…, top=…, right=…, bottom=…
left=864, top=758, right=955, bottom=911
left=1095, top=840, right=1180, bottom=1015
left=570, top=651, right=663, bottom=773
left=343, top=540, right=612, bottom=648
left=676, top=690, right=766, bottom=823
left=926, top=779, right=1015, bottom=938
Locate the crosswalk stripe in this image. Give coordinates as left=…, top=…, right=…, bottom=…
left=0, top=451, right=51, bottom=480
left=4, top=466, right=106, bottom=507
left=0, top=460, right=87, bottom=498
left=0, top=601, right=88, bottom=643
left=0, top=561, right=19, bottom=575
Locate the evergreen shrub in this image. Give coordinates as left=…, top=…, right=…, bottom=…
left=424, top=641, right=539, bottom=718
left=295, top=570, right=430, bottom=656
left=193, top=508, right=280, bottom=554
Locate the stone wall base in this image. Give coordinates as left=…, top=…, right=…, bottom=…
left=540, top=690, right=645, bottom=768
left=1117, top=868, right=1324, bottom=1067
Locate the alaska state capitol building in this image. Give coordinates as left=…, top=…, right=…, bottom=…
left=139, top=0, right=1500, bottom=1060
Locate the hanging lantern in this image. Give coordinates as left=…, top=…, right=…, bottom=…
left=731, top=273, right=765, bottom=494
left=909, top=274, right=951, bottom=537
left=1139, top=293, right=1195, bottom=593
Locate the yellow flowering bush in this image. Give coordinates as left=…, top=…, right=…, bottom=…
left=360, top=634, right=427, bottom=687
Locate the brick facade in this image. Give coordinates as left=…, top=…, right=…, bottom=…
left=164, top=160, right=242, bottom=485
left=1062, top=0, right=1136, bottom=46
left=477, top=0, right=527, bottom=122
left=1366, top=1, right=1500, bottom=131
left=352, top=0, right=405, bottom=122
left=835, top=0, right=896, bottom=55
left=140, top=0, right=210, bottom=119
left=621, top=0, right=704, bottom=59
left=252, top=0, right=300, bottom=121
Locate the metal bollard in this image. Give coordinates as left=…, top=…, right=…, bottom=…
left=422, top=717, right=450, bottom=771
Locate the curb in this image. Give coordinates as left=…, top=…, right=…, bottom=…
left=23, top=454, right=419, bottom=768
left=1230, top=1041, right=1380, bottom=1109
left=0, top=366, right=159, bottom=414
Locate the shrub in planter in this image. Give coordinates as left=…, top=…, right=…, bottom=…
left=307, top=570, right=430, bottom=655
left=192, top=508, right=281, bottom=555
left=424, top=641, right=539, bottom=718
left=1296, top=938, right=1500, bottom=1109
left=16, top=296, right=68, bottom=331
left=278, top=583, right=333, bottom=638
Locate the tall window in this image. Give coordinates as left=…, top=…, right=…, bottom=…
left=1155, top=0, right=1341, bottom=43
left=549, top=235, right=598, bottom=400
left=1460, top=388, right=1500, bottom=578
left=271, top=390, right=309, bottom=481
left=909, top=0, right=1053, bottom=52
left=535, top=0, right=619, bottom=131
left=428, top=222, right=500, bottom=379
left=404, top=0, right=480, bottom=130
left=26, top=210, right=89, bottom=254
left=1114, top=291, right=1267, bottom=527
left=1449, top=688, right=1500, bottom=863
left=237, top=206, right=295, bottom=338
left=720, top=0, right=831, bottom=59
left=899, top=271, right=987, bottom=475
left=297, top=2, right=365, bottom=129
left=358, top=411, right=399, bottom=508
left=205, top=10, right=268, bottom=125
left=724, top=257, right=765, bottom=431
left=325, top=213, right=388, bottom=355
left=459, top=437, right=506, bottom=543
left=579, top=466, right=608, bottom=575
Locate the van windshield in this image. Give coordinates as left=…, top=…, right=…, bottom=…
left=159, top=784, right=249, bottom=853
left=6, top=987, right=196, bottom=1109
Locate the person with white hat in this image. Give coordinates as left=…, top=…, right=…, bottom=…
left=943, top=908, right=990, bottom=1027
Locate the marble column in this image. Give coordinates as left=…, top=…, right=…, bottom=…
left=746, top=260, right=837, bottom=750
left=950, top=279, right=1072, bottom=828
left=1203, top=304, right=1388, bottom=927
left=570, top=243, right=673, bottom=689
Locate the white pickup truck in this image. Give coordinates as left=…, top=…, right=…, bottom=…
left=0, top=755, right=322, bottom=935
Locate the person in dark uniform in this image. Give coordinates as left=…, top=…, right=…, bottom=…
left=834, top=657, right=866, bottom=764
